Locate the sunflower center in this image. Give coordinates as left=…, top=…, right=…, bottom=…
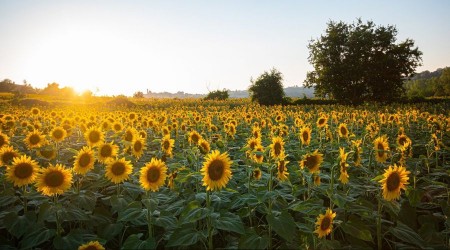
left=44, top=171, right=64, bottom=187
left=89, top=131, right=101, bottom=143
left=2, top=152, right=17, bottom=165
left=274, top=143, right=282, bottom=156
left=84, top=246, right=98, bottom=250
left=79, top=153, right=91, bottom=168
left=53, top=129, right=64, bottom=139
left=191, top=134, right=199, bottom=143
left=278, top=161, right=285, bottom=173
left=134, top=141, right=142, bottom=152
left=340, top=126, right=347, bottom=136
left=305, top=155, right=318, bottom=170
left=111, top=162, right=126, bottom=176
left=114, top=124, right=122, bottom=131
left=249, top=141, right=257, bottom=150
left=302, top=131, right=309, bottom=142
left=318, top=118, right=325, bottom=125
left=163, top=140, right=170, bottom=150
left=398, top=137, right=407, bottom=146
left=320, top=217, right=331, bottom=231
left=100, top=145, right=112, bottom=157
left=146, top=167, right=160, bottom=183
left=0, top=135, right=5, bottom=147
left=40, top=149, right=55, bottom=159
left=125, top=131, right=133, bottom=142
left=377, top=143, right=385, bottom=157
left=386, top=172, right=400, bottom=191
left=29, top=134, right=41, bottom=145
left=14, top=163, right=33, bottom=179
left=208, top=159, right=224, bottom=181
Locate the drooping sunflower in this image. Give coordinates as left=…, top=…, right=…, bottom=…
left=314, top=208, right=336, bottom=238
left=73, top=146, right=96, bottom=175
left=35, top=163, right=72, bottom=196
left=84, top=127, right=104, bottom=147
left=201, top=150, right=233, bottom=191
left=24, top=130, right=46, bottom=149
left=97, top=142, right=119, bottom=163
left=0, top=146, right=20, bottom=166
left=6, top=155, right=40, bottom=186
left=338, top=123, right=349, bottom=138
left=139, top=158, right=168, bottom=192
left=0, top=131, right=10, bottom=148
left=299, top=150, right=323, bottom=174
left=50, top=126, right=67, bottom=142
left=161, top=135, right=175, bottom=157
left=78, top=241, right=105, bottom=250
left=131, top=136, right=147, bottom=159
left=374, top=135, right=390, bottom=163
left=379, top=164, right=410, bottom=201
left=299, top=126, right=312, bottom=146
left=198, top=138, right=210, bottom=155
left=269, top=136, right=285, bottom=160
left=188, top=130, right=202, bottom=145
left=105, top=158, right=133, bottom=184
left=276, top=153, right=289, bottom=181
left=339, top=147, right=350, bottom=184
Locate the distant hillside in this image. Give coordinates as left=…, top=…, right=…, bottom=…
left=410, top=68, right=444, bottom=80
left=144, top=86, right=315, bottom=99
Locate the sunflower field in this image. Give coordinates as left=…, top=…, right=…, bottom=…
left=0, top=99, right=449, bottom=249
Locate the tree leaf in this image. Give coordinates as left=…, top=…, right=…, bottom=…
left=266, top=211, right=296, bottom=242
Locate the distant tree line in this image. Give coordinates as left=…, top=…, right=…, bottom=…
left=0, top=80, right=93, bottom=98
left=404, top=68, right=450, bottom=97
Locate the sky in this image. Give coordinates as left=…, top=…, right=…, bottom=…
left=0, top=0, right=449, bottom=96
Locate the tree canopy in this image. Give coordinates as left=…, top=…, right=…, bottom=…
left=204, top=89, right=229, bottom=100
left=249, top=68, right=285, bottom=105
left=305, top=19, right=422, bottom=104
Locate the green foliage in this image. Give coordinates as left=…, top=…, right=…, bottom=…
left=204, top=89, right=229, bottom=100
left=305, top=19, right=423, bottom=104
left=133, top=91, right=145, bottom=98
left=404, top=67, right=450, bottom=98
left=249, top=68, right=285, bottom=105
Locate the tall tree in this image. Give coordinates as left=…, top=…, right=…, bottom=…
left=305, top=19, right=422, bottom=104
left=249, top=68, right=285, bottom=105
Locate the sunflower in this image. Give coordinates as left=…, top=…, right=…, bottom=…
left=314, top=208, right=336, bottom=238
left=35, top=144, right=56, bottom=159
left=339, top=147, right=350, bottom=184
left=299, top=126, right=312, bottom=146
left=161, top=135, right=175, bottom=157
left=351, top=139, right=363, bottom=167
left=252, top=145, right=264, bottom=163
left=30, top=107, right=40, bottom=116
left=50, top=126, right=67, bottom=142
left=276, top=153, right=289, bottom=181
left=122, top=127, right=138, bottom=144
left=396, top=134, right=411, bottom=148
left=0, top=146, right=20, bottom=166
left=73, top=146, right=96, bottom=175
left=299, top=150, right=323, bottom=174
left=24, top=130, right=46, bottom=149
left=198, top=138, right=210, bottom=155
left=338, top=123, right=349, bottom=138
left=139, top=158, right=168, bottom=192
left=97, top=142, right=119, bottom=163
left=374, top=135, right=390, bottom=163
left=269, top=136, right=285, bottom=160
left=313, top=172, right=321, bottom=186
left=316, top=116, right=328, bottom=128
left=84, top=127, right=104, bottom=147
left=105, top=158, right=133, bottom=184
left=379, top=164, right=410, bottom=201
left=6, top=155, right=39, bottom=186
left=188, top=130, right=202, bottom=145
left=246, top=137, right=261, bottom=151
left=0, top=131, right=10, bottom=148
left=112, top=122, right=123, bottom=133
left=253, top=167, right=262, bottom=180
left=201, top=150, right=233, bottom=191
left=35, top=164, right=72, bottom=196
left=78, top=241, right=105, bottom=250
left=167, top=170, right=178, bottom=190
left=131, top=136, right=146, bottom=159
left=251, top=126, right=261, bottom=139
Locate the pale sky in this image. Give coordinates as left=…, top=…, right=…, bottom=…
left=1, top=0, right=449, bottom=96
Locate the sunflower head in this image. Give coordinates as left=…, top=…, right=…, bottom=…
left=0, top=132, right=10, bottom=148
left=300, top=126, right=312, bottom=146
left=24, top=130, right=46, bottom=149
left=6, top=155, right=40, bottom=186
left=84, top=127, right=104, bottom=147
left=139, top=158, right=168, bottom=192
left=73, top=146, right=96, bottom=175
left=338, top=123, right=349, bottom=138
left=379, top=164, right=410, bottom=201
left=161, top=135, right=175, bottom=157
left=253, top=167, right=262, bottom=180
left=314, top=208, right=336, bottom=238
left=78, top=240, right=105, bottom=250
left=316, top=116, right=328, bottom=128
left=198, top=138, right=210, bottom=155
left=37, top=145, right=57, bottom=160
left=397, top=134, right=411, bottom=148
left=51, top=126, right=67, bottom=142
left=299, top=150, right=323, bottom=173
left=36, top=163, right=72, bottom=196
left=269, top=136, right=285, bottom=159
left=131, top=136, right=147, bottom=159
left=252, top=145, right=264, bottom=163
left=201, top=150, right=233, bottom=191
left=105, top=158, right=133, bottom=184
left=276, top=154, right=289, bottom=181
left=374, top=135, right=390, bottom=163
left=97, top=142, right=119, bottom=163
left=0, top=146, right=20, bottom=166
left=188, top=130, right=202, bottom=145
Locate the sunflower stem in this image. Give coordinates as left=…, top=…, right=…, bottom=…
left=268, top=164, right=274, bottom=249
left=206, top=190, right=213, bottom=250
left=22, top=185, right=28, bottom=213
left=54, top=195, right=62, bottom=237
left=377, top=194, right=383, bottom=250
left=147, top=191, right=153, bottom=239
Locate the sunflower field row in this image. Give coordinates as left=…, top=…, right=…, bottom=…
left=0, top=100, right=449, bottom=249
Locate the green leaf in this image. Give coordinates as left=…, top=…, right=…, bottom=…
left=122, top=233, right=156, bottom=250
left=213, top=212, right=245, bottom=234
left=388, top=221, right=426, bottom=248
left=97, top=223, right=123, bottom=241
left=266, top=211, right=296, bottom=242
left=118, top=202, right=145, bottom=223
left=3, top=211, right=36, bottom=238
left=166, top=225, right=202, bottom=247
left=20, top=228, right=56, bottom=249
left=154, top=213, right=178, bottom=230
left=239, top=228, right=268, bottom=249
left=341, top=216, right=373, bottom=242
left=53, top=230, right=84, bottom=250
left=180, top=201, right=208, bottom=224
left=70, top=190, right=98, bottom=211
